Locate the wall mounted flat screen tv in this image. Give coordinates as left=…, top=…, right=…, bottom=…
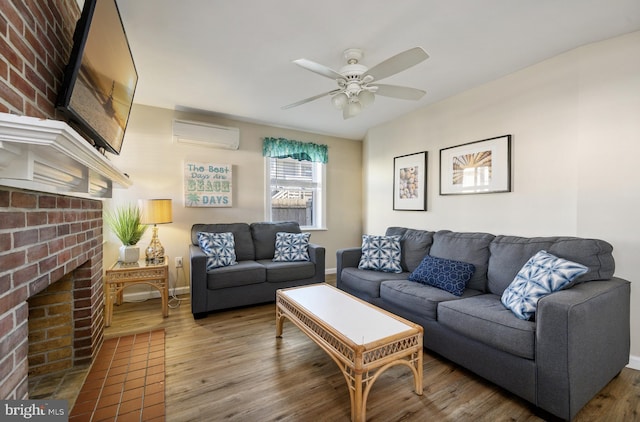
left=57, top=0, right=137, bottom=155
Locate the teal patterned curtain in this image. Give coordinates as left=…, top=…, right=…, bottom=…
left=262, top=137, right=328, bottom=163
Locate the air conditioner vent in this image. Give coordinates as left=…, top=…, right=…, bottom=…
left=173, top=119, right=239, bottom=150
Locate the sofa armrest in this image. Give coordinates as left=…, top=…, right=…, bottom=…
left=336, top=247, right=362, bottom=287
left=308, top=243, right=325, bottom=281
left=189, top=244, right=209, bottom=315
left=535, top=277, right=630, bottom=420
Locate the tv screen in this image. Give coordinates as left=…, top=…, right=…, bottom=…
left=57, top=0, right=137, bottom=155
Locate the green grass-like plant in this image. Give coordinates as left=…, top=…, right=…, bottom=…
left=104, top=205, right=148, bottom=246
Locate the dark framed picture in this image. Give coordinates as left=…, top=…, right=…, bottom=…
left=393, top=151, right=428, bottom=211
left=440, top=135, right=511, bottom=195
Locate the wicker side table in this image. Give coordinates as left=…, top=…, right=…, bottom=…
left=104, top=257, right=169, bottom=326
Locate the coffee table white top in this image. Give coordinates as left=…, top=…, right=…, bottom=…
left=280, top=284, right=415, bottom=345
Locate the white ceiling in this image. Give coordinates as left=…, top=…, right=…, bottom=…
left=116, top=0, right=640, bottom=140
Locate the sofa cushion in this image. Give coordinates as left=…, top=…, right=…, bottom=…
left=192, top=223, right=254, bottom=261
left=501, top=250, right=588, bottom=320
left=429, top=230, right=495, bottom=292
left=386, top=227, right=435, bottom=272
left=251, top=221, right=301, bottom=260
left=408, top=255, right=475, bottom=296
left=340, top=267, right=409, bottom=299
left=438, top=294, right=536, bottom=359
left=206, top=260, right=265, bottom=290
left=488, top=235, right=615, bottom=295
left=384, top=227, right=408, bottom=238
left=197, top=232, right=238, bottom=270
left=358, top=234, right=403, bottom=273
left=258, top=259, right=316, bottom=282
left=380, top=279, right=482, bottom=321
left=273, top=232, right=310, bottom=262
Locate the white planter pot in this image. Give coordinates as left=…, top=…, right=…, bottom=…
left=119, top=245, right=140, bottom=263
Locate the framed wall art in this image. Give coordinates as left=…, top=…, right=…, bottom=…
left=393, top=151, right=428, bottom=211
left=440, top=135, right=511, bottom=195
left=184, top=161, right=233, bottom=207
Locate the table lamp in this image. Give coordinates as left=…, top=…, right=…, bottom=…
left=139, top=199, right=173, bottom=263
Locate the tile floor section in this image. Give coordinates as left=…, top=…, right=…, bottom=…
left=69, top=330, right=165, bottom=421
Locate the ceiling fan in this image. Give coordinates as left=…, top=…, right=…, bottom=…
left=282, top=47, right=429, bottom=119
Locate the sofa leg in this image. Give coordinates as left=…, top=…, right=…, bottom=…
left=193, top=312, right=208, bottom=320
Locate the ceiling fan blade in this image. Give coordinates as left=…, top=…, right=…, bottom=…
left=362, top=47, right=429, bottom=82
left=293, top=59, right=345, bottom=81
left=373, top=84, right=426, bottom=101
left=281, top=89, right=341, bottom=110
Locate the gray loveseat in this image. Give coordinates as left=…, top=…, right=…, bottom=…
left=190, top=221, right=325, bottom=318
left=336, top=227, right=630, bottom=420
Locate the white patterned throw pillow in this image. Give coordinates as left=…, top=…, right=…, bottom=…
left=358, top=234, right=403, bottom=273
left=501, top=250, right=588, bottom=320
left=273, top=232, right=311, bottom=262
left=197, top=232, right=237, bottom=270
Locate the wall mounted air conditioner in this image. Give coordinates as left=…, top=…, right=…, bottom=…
left=173, top=119, right=240, bottom=150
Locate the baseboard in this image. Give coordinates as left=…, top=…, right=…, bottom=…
left=123, top=286, right=189, bottom=302
left=325, top=268, right=336, bottom=275
left=628, top=354, right=640, bottom=371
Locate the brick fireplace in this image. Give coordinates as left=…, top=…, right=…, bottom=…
left=0, top=1, right=132, bottom=399
left=0, top=187, right=104, bottom=399
left=1, top=185, right=108, bottom=397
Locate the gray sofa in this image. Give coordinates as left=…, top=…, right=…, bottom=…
left=190, top=221, right=325, bottom=318
left=336, top=227, right=630, bottom=420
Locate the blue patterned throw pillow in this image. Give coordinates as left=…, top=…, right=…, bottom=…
left=197, top=232, right=237, bottom=270
left=273, top=232, right=311, bottom=262
left=358, top=234, right=402, bottom=273
left=501, top=250, right=588, bottom=320
left=408, top=255, right=475, bottom=296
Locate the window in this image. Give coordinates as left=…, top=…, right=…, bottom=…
left=262, top=137, right=328, bottom=230
left=266, top=157, right=326, bottom=229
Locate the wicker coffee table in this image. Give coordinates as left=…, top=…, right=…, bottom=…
left=276, top=284, right=423, bottom=422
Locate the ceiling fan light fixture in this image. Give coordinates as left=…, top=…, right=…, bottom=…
left=331, top=92, right=349, bottom=110
left=282, top=47, right=429, bottom=116
left=346, top=100, right=362, bottom=117
left=358, top=90, right=375, bottom=107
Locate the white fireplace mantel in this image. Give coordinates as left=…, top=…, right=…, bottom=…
left=0, top=113, right=132, bottom=199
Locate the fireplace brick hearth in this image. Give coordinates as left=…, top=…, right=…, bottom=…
left=0, top=187, right=105, bottom=399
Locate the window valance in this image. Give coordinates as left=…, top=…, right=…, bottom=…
left=262, top=137, right=328, bottom=164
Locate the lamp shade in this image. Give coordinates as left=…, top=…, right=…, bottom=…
left=358, top=90, right=375, bottom=107
left=139, top=199, right=173, bottom=225
left=344, top=101, right=362, bottom=118
left=331, top=92, right=349, bottom=110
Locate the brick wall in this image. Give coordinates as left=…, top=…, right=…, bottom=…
left=1, top=0, right=98, bottom=400
left=0, top=187, right=105, bottom=399
left=0, top=0, right=80, bottom=118
left=28, top=273, right=74, bottom=377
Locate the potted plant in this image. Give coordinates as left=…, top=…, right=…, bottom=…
left=105, top=205, right=148, bottom=263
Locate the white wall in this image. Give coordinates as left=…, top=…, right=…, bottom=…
left=364, top=32, right=640, bottom=364
left=104, top=104, right=363, bottom=292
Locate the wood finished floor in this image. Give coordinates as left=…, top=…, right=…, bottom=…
left=98, top=283, right=640, bottom=422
